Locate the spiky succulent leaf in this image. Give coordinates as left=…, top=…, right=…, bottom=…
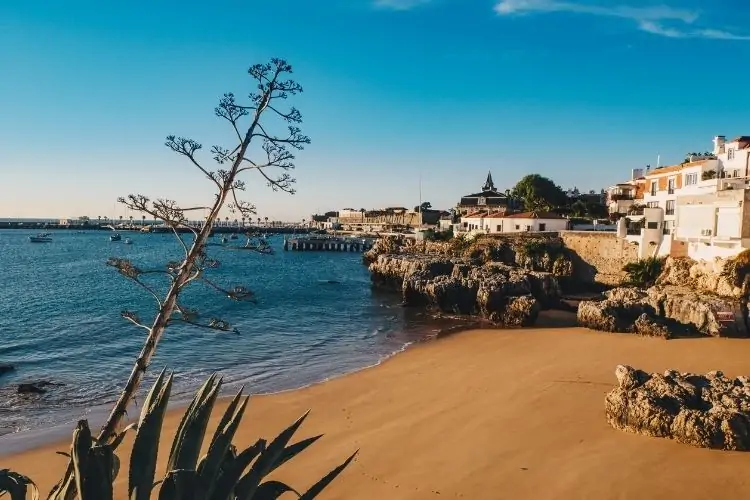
left=167, top=373, right=222, bottom=472
left=253, top=480, right=298, bottom=499
left=129, top=371, right=173, bottom=500
left=82, top=445, right=115, bottom=500
left=234, top=411, right=310, bottom=500
left=207, top=439, right=265, bottom=500
left=266, top=435, right=322, bottom=477
left=196, top=393, right=249, bottom=499
left=158, top=470, right=197, bottom=500
left=0, top=469, right=39, bottom=500
left=298, top=450, right=358, bottom=500
left=70, top=420, right=92, bottom=500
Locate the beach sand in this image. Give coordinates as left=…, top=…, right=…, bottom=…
left=5, top=327, right=750, bottom=499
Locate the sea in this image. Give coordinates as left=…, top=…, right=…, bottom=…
left=0, top=229, right=456, bottom=449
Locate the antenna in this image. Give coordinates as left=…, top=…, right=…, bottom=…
left=656, top=154, right=661, bottom=169
left=418, top=172, right=423, bottom=226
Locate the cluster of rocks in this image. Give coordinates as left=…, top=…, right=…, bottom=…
left=369, top=253, right=564, bottom=326
left=606, top=365, right=750, bottom=451
left=577, top=286, right=746, bottom=338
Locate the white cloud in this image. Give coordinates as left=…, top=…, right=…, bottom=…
left=494, top=0, right=750, bottom=40
left=374, top=0, right=431, bottom=10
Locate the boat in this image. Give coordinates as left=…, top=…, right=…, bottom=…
left=29, top=233, right=52, bottom=243
left=110, top=233, right=122, bottom=242
left=230, top=233, right=239, bottom=240
left=221, top=237, right=229, bottom=244
left=124, top=238, right=133, bottom=245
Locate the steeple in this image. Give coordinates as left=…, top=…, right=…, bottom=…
left=482, top=171, right=496, bottom=192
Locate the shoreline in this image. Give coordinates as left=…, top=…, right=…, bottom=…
left=7, top=326, right=750, bottom=498
left=0, top=316, right=479, bottom=457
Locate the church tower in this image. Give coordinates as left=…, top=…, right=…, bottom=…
left=482, top=171, right=496, bottom=192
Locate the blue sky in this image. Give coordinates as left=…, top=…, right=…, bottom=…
left=1, top=0, right=749, bottom=220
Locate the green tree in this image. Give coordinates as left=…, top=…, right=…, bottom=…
left=511, top=174, right=567, bottom=211
left=414, top=201, right=432, bottom=212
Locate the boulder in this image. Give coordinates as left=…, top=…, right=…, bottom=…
left=0, top=364, right=14, bottom=377
left=17, top=380, right=62, bottom=394
left=578, top=285, right=747, bottom=338
left=605, top=365, right=750, bottom=451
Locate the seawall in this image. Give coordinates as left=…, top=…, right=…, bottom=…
left=558, top=231, right=639, bottom=286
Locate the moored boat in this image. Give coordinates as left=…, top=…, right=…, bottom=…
left=110, top=233, right=122, bottom=242
left=29, top=233, right=52, bottom=243
left=124, top=237, right=133, bottom=245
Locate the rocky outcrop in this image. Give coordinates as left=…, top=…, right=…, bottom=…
left=658, top=256, right=742, bottom=298
left=605, top=365, right=750, bottom=451
left=577, top=286, right=746, bottom=338
left=17, top=380, right=62, bottom=394
left=370, top=254, right=560, bottom=326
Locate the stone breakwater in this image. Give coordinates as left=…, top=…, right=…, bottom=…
left=606, top=365, right=750, bottom=451
left=369, top=253, right=564, bottom=326
left=577, top=286, right=748, bottom=338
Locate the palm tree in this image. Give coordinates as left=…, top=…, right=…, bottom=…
left=241, top=216, right=246, bottom=227
left=257, top=217, right=261, bottom=226
left=142, top=215, right=146, bottom=226
left=264, top=216, right=269, bottom=227
left=225, top=216, right=229, bottom=227
left=119, top=215, right=123, bottom=226
left=97, top=215, right=101, bottom=226
left=129, top=215, right=134, bottom=227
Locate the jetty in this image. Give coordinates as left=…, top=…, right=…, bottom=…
left=284, top=236, right=374, bottom=252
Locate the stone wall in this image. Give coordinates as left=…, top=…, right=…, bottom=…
left=559, top=231, right=640, bottom=286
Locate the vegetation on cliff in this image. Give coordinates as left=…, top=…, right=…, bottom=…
left=623, top=257, right=664, bottom=288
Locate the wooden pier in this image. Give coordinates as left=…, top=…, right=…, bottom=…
left=284, top=237, right=373, bottom=252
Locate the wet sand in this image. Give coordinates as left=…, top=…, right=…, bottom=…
left=4, top=327, right=750, bottom=499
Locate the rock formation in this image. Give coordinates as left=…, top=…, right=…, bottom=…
left=369, top=253, right=561, bottom=326
left=605, top=365, right=750, bottom=451
left=0, top=364, right=14, bottom=378
left=577, top=286, right=746, bottom=338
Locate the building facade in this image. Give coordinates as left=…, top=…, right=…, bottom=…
left=456, top=172, right=509, bottom=215
left=460, top=211, right=568, bottom=234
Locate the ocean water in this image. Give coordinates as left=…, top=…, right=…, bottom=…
left=0, top=229, right=447, bottom=440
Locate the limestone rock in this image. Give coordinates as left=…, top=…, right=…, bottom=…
left=605, top=365, right=750, bottom=451
left=633, top=313, right=672, bottom=339
left=577, top=287, right=654, bottom=333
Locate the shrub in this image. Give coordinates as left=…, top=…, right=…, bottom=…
left=623, top=257, right=664, bottom=287
left=1, top=372, right=355, bottom=500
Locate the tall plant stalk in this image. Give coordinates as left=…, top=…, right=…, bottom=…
left=98, top=58, right=309, bottom=442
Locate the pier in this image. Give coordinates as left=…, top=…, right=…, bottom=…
left=284, top=237, right=374, bottom=252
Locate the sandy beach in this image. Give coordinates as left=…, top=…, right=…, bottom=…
left=5, top=327, right=750, bottom=499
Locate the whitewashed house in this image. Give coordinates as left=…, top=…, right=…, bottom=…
left=460, top=211, right=568, bottom=234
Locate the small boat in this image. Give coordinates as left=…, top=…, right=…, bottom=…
left=230, top=233, right=239, bottom=240
left=124, top=238, right=133, bottom=245
left=29, top=233, right=52, bottom=243
left=110, top=233, right=122, bottom=242
left=221, top=237, right=229, bottom=244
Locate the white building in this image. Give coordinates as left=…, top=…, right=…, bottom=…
left=460, top=211, right=568, bottom=234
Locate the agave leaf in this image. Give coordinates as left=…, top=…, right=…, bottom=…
left=70, top=420, right=92, bottom=500
left=207, top=386, right=245, bottom=450
left=129, top=371, right=174, bottom=500
left=167, top=373, right=222, bottom=472
left=196, top=393, right=249, bottom=499
left=158, top=469, right=197, bottom=500
left=82, top=445, right=115, bottom=500
left=110, top=422, right=137, bottom=451
left=47, top=465, right=75, bottom=500
left=207, top=439, right=265, bottom=500
left=298, top=450, right=358, bottom=500
left=234, top=411, right=310, bottom=500
left=0, top=469, right=39, bottom=500
left=266, top=435, right=322, bottom=477
left=253, top=480, right=299, bottom=500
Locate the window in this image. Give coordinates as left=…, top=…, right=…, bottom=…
left=496, top=224, right=502, bottom=232
left=667, top=177, right=675, bottom=194
left=539, top=223, right=546, bottom=231
left=515, top=224, right=520, bottom=230
left=665, top=200, right=675, bottom=216
left=733, top=169, right=740, bottom=178
left=647, top=201, right=659, bottom=208
left=525, top=225, right=532, bottom=231
left=685, top=173, right=698, bottom=185
left=650, top=181, right=657, bottom=195
left=647, top=222, right=658, bottom=229
left=729, top=148, right=736, bottom=160
left=477, top=197, right=486, bottom=205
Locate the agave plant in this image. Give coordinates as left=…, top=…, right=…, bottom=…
left=2, top=372, right=355, bottom=500
left=623, top=257, right=664, bottom=288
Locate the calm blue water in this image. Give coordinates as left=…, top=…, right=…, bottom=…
left=0, top=229, right=447, bottom=437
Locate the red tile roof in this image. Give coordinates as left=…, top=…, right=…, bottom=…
left=503, top=211, right=565, bottom=219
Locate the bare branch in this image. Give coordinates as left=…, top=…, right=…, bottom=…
left=120, top=311, right=150, bottom=332
left=165, top=136, right=221, bottom=188
left=170, top=317, right=240, bottom=335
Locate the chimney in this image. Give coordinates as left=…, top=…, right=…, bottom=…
left=714, top=135, right=726, bottom=155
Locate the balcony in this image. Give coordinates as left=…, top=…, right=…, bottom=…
left=609, top=193, right=634, bottom=201
left=667, top=188, right=675, bottom=195
left=665, top=209, right=675, bottom=216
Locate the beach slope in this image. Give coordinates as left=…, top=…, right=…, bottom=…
left=5, top=328, right=750, bottom=499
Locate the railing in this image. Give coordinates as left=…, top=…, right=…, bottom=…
left=626, top=228, right=641, bottom=235
left=665, top=209, right=675, bottom=216
left=610, top=194, right=634, bottom=201
left=662, top=227, right=672, bottom=235
left=667, top=188, right=674, bottom=194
